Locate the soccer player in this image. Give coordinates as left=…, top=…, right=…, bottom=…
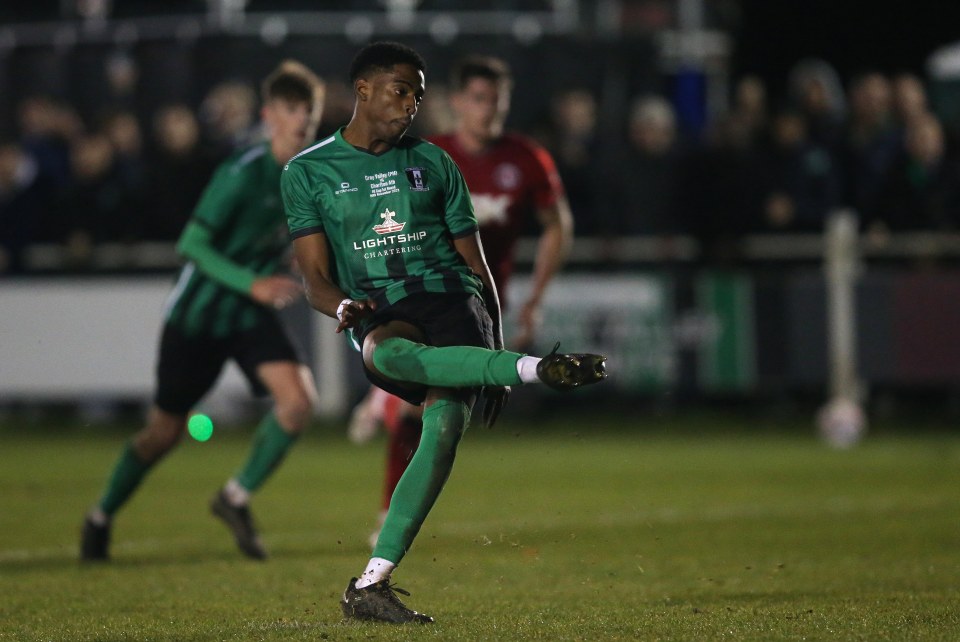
left=436, top=55, right=573, bottom=350
left=350, top=55, right=574, bottom=544
left=80, top=60, right=325, bottom=562
left=282, top=41, right=605, bottom=624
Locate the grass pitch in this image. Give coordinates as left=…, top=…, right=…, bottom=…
left=1, top=411, right=958, bottom=641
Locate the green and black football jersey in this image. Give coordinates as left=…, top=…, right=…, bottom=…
left=282, top=128, right=481, bottom=308
left=165, top=142, right=290, bottom=337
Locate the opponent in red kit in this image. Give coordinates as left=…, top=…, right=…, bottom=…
left=347, top=55, right=574, bottom=544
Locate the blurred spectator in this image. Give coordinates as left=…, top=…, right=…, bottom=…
left=787, top=58, right=846, bottom=151
left=101, top=109, right=148, bottom=237
left=0, top=141, right=48, bottom=274
left=601, top=95, right=686, bottom=240
left=678, top=111, right=766, bottom=262
left=104, top=51, right=140, bottom=112
left=199, top=80, right=259, bottom=156
left=534, top=88, right=603, bottom=235
left=870, top=113, right=960, bottom=232
left=17, top=95, right=81, bottom=193
left=143, top=104, right=218, bottom=242
left=891, top=72, right=929, bottom=129
left=839, top=71, right=900, bottom=218
left=730, top=74, right=769, bottom=146
left=52, top=132, right=133, bottom=267
left=756, top=110, right=841, bottom=232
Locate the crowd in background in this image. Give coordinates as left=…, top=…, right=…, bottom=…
left=2, top=53, right=960, bottom=275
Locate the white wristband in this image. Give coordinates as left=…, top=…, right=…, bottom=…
left=336, top=298, right=354, bottom=322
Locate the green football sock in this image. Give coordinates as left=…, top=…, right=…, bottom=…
left=372, top=338, right=523, bottom=387
left=98, top=442, right=153, bottom=516
left=234, top=412, right=299, bottom=492
left=373, top=398, right=470, bottom=563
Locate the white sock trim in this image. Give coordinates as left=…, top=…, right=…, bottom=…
left=355, top=557, right=396, bottom=588
left=516, top=356, right=542, bottom=384
left=88, top=507, right=110, bottom=526
left=223, top=478, right=251, bottom=507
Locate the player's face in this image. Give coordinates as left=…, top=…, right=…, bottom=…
left=361, top=63, right=425, bottom=142
left=453, top=77, right=510, bottom=142
left=263, top=97, right=320, bottom=157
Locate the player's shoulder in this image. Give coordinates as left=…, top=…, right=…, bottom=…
left=500, top=131, right=550, bottom=157
left=399, top=134, right=443, bottom=156
left=402, top=135, right=456, bottom=166
left=500, top=131, right=559, bottom=171
left=197, top=143, right=263, bottom=189
left=215, top=142, right=269, bottom=177
left=283, top=133, right=339, bottom=172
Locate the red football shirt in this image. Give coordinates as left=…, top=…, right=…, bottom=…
left=429, top=132, right=565, bottom=307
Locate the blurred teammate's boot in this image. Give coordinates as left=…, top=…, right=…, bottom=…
left=536, top=342, right=608, bottom=391
left=80, top=514, right=110, bottom=561
left=210, top=491, right=268, bottom=560
left=340, top=577, right=433, bottom=623
left=347, top=397, right=383, bottom=445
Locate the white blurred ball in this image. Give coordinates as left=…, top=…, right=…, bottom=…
left=817, top=398, right=867, bottom=448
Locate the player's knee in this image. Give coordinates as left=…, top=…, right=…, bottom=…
left=418, top=423, right=463, bottom=467
left=275, top=393, right=314, bottom=434
left=134, top=417, right=186, bottom=462
left=422, top=399, right=468, bottom=452
left=371, top=337, right=422, bottom=379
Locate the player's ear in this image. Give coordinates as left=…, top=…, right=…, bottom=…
left=355, top=78, right=370, bottom=102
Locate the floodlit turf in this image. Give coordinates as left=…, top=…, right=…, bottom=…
left=1, top=412, right=959, bottom=641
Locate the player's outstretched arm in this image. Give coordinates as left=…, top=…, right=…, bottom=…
left=177, top=220, right=259, bottom=294
left=177, top=220, right=302, bottom=309
left=515, top=197, right=574, bottom=348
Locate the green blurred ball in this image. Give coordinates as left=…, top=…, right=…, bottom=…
left=187, top=414, right=214, bottom=442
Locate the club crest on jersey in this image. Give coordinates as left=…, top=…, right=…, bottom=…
left=372, top=208, right=406, bottom=234
left=404, top=167, right=429, bottom=191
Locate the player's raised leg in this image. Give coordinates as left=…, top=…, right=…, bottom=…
left=368, top=335, right=606, bottom=391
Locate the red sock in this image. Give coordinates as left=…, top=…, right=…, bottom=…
left=382, top=415, right=422, bottom=511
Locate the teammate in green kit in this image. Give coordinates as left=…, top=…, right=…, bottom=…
left=80, top=60, right=325, bottom=562
left=282, top=41, right=606, bottom=624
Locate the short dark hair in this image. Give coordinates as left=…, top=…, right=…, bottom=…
left=349, top=41, right=426, bottom=82
left=261, top=59, right=324, bottom=107
left=450, top=56, right=512, bottom=92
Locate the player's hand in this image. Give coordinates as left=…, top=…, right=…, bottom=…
left=251, top=275, right=303, bottom=309
left=482, top=385, right=510, bottom=429
left=336, top=299, right=376, bottom=333
left=510, top=301, right=542, bottom=352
